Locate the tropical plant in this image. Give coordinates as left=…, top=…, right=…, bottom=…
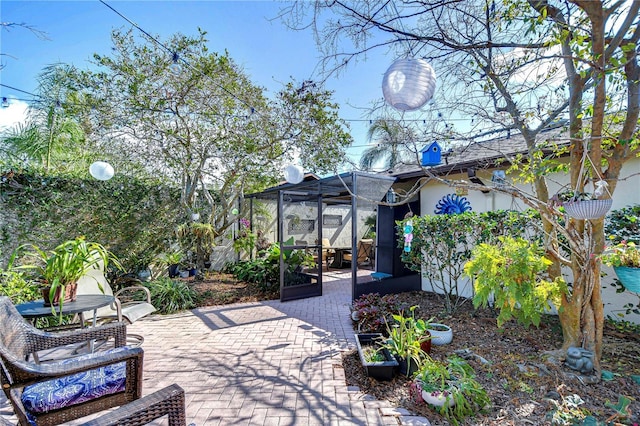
left=381, top=306, right=430, bottom=375
left=176, top=222, right=216, bottom=270
left=415, top=356, right=489, bottom=425
left=16, top=236, right=121, bottom=318
left=144, top=277, right=196, bottom=314
left=0, top=64, right=88, bottom=174
left=359, top=118, right=418, bottom=171
left=465, top=236, right=567, bottom=328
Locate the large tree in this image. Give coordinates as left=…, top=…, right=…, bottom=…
left=75, top=29, right=352, bottom=238
left=284, top=0, right=640, bottom=374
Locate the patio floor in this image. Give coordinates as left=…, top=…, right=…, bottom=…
left=0, top=270, right=431, bottom=425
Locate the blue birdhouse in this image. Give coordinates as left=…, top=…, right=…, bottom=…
left=421, top=141, right=442, bottom=166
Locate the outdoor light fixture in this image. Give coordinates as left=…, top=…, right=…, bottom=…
left=492, top=170, right=506, bottom=186
left=386, top=189, right=397, bottom=204
left=169, top=52, right=182, bottom=75
left=89, top=161, right=115, bottom=181
left=1, top=97, right=9, bottom=108
left=382, top=58, right=436, bottom=111
left=283, top=164, right=304, bottom=184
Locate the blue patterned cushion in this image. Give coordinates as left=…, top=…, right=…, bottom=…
left=22, top=347, right=129, bottom=415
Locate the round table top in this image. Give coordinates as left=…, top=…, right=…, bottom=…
left=15, top=295, right=115, bottom=318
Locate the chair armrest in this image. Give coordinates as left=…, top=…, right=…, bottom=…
left=83, top=384, right=186, bottom=426
left=115, top=286, right=152, bottom=304
left=27, top=321, right=127, bottom=353
left=9, top=346, right=143, bottom=386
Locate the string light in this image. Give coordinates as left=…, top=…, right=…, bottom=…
left=169, top=52, right=182, bottom=75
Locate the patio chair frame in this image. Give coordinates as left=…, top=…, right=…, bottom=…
left=0, top=296, right=143, bottom=426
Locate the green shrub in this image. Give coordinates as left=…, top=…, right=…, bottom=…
left=0, top=250, right=40, bottom=304
left=401, top=210, right=542, bottom=314
left=145, top=277, right=196, bottom=314
left=465, top=236, right=567, bottom=328
left=605, top=204, right=640, bottom=244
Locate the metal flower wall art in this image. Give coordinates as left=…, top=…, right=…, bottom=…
left=434, top=194, right=472, bottom=215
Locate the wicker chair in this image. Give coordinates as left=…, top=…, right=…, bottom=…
left=0, top=296, right=143, bottom=426
left=83, top=383, right=186, bottom=426
left=343, top=239, right=373, bottom=267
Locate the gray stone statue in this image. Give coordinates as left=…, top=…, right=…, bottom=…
left=565, top=346, right=594, bottom=374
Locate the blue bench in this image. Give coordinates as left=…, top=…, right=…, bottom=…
left=370, top=272, right=393, bottom=281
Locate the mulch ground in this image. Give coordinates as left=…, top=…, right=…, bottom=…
left=191, top=272, right=640, bottom=426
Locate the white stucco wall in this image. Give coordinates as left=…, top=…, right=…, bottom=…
left=418, top=156, right=640, bottom=324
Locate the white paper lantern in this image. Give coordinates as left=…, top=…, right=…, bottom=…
left=284, top=164, right=304, bottom=184
left=89, top=161, right=115, bottom=181
left=382, top=58, right=436, bottom=111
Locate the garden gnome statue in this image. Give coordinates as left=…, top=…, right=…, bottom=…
left=565, top=347, right=594, bottom=374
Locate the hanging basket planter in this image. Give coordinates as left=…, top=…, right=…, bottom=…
left=613, top=266, right=640, bottom=293
left=563, top=199, right=612, bottom=220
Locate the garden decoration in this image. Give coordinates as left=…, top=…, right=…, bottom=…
left=434, top=194, right=472, bottom=215
left=565, top=346, right=595, bottom=374
left=600, top=241, right=640, bottom=293
left=89, top=161, right=115, bottom=181
left=382, top=58, right=436, bottom=111
left=420, top=141, right=442, bottom=166
left=403, top=220, right=414, bottom=253
left=551, top=148, right=612, bottom=219
left=283, top=164, right=304, bottom=184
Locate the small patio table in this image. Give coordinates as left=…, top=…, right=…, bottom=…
left=15, top=294, right=116, bottom=360
left=328, top=247, right=352, bottom=268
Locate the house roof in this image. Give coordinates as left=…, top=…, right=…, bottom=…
left=388, top=122, right=569, bottom=181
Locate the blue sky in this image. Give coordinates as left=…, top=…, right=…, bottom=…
left=0, top=1, right=395, bottom=167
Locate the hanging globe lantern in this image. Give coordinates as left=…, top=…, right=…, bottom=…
left=283, top=164, right=304, bottom=184
left=89, top=161, right=115, bottom=181
left=382, top=58, right=436, bottom=111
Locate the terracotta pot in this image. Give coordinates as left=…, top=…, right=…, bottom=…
left=42, top=282, right=78, bottom=307
left=420, top=332, right=432, bottom=354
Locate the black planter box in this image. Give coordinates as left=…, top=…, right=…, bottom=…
left=355, top=333, right=398, bottom=381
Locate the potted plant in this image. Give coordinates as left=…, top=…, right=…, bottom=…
left=158, top=250, right=183, bottom=278
left=17, top=237, right=121, bottom=317
left=354, top=333, right=399, bottom=381
left=415, top=356, right=490, bottom=424
left=550, top=189, right=612, bottom=220
left=426, top=322, right=453, bottom=346
left=600, top=240, right=640, bottom=293
left=382, top=307, right=430, bottom=376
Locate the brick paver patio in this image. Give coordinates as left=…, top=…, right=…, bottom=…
left=0, top=272, right=431, bottom=425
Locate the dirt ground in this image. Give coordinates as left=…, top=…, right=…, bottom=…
left=192, top=272, right=640, bottom=426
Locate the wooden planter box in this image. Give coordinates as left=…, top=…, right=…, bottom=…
left=355, top=333, right=398, bottom=381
